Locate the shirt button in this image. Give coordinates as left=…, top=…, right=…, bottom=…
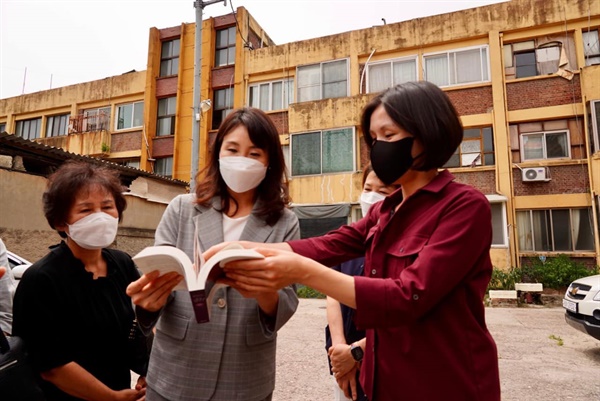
left=371, top=269, right=377, bottom=275
left=413, top=294, right=419, bottom=300
left=217, top=298, right=227, bottom=308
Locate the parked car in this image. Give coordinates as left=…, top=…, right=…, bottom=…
left=6, top=250, right=32, bottom=280
left=563, top=274, right=600, bottom=340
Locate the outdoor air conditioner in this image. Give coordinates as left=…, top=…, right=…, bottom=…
left=522, top=167, right=550, bottom=182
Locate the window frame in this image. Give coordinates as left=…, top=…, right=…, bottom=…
left=423, top=45, right=490, bottom=87
left=81, top=106, right=111, bottom=132
left=582, top=29, right=600, bottom=66
left=156, top=97, right=177, bottom=136
left=155, top=157, right=173, bottom=178
left=296, top=59, right=349, bottom=102
left=589, top=99, right=600, bottom=153
left=444, top=127, right=495, bottom=168
left=290, top=127, right=356, bottom=177
left=46, top=113, right=70, bottom=137
left=159, top=38, right=181, bottom=77
left=215, top=26, right=236, bottom=67
left=115, top=101, right=144, bottom=131
left=248, top=79, right=294, bottom=111
left=366, top=56, right=418, bottom=94
left=520, top=129, right=571, bottom=161
left=15, top=117, right=42, bottom=140
left=486, top=196, right=508, bottom=248
left=0, top=123, right=5, bottom=133
left=516, top=208, right=595, bottom=252
left=212, top=88, right=233, bottom=130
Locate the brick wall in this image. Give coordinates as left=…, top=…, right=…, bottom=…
left=267, top=111, right=289, bottom=135
left=111, top=131, right=142, bottom=153
left=156, top=77, right=178, bottom=97
left=507, top=75, right=582, bottom=111
left=152, top=136, right=174, bottom=157
left=211, top=66, right=235, bottom=88
left=446, top=86, right=494, bottom=115
left=513, top=164, right=589, bottom=196
left=453, top=170, right=496, bottom=194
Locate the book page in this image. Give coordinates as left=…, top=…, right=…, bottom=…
left=132, top=246, right=193, bottom=291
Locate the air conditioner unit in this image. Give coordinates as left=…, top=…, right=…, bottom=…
left=522, top=167, right=550, bottom=182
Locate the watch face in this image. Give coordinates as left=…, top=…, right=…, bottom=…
left=351, top=345, right=364, bottom=362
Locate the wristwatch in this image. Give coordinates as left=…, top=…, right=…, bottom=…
left=350, top=343, right=364, bottom=362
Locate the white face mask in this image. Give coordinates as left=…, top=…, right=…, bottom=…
left=360, top=191, right=386, bottom=217
left=67, top=212, right=119, bottom=250
left=219, top=156, right=267, bottom=194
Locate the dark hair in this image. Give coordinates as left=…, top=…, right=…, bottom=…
left=362, top=164, right=374, bottom=187
left=43, top=161, right=127, bottom=238
left=361, top=81, right=463, bottom=170
left=195, top=107, right=290, bottom=226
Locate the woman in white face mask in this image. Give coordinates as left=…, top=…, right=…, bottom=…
left=126, top=107, right=300, bottom=401
left=12, top=161, right=151, bottom=401
left=325, top=164, right=399, bottom=401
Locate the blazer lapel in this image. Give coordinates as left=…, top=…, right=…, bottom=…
left=192, top=198, right=224, bottom=252
left=240, top=201, right=274, bottom=243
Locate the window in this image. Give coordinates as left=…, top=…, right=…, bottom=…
left=212, top=88, right=233, bottom=130
left=444, top=127, right=494, bottom=168
left=15, top=118, right=42, bottom=140
left=505, top=40, right=563, bottom=78
left=490, top=202, right=507, bottom=247
left=117, top=159, right=140, bottom=169
left=46, top=114, right=70, bottom=137
left=157, top=97, right=176, bottom=136
left=291, top=127, right=355, bottom=176
left=297, top=59, right=348, bottom=102
left=116, top=102, right=144, bottom=130
left=516, top=208, right=595, bottom=252
left=424, top=46, right=489, bottom=87
left=215, top=27, right=236, bottom=67
left=248, top=79, right=294, bottom=111
left=0, top=123, right=6, bottom=133
left=589, top=100, right=600, bottom=153
left=367, top=57, right=417, bottom=93
left=160, top=39, right=180, bottom=77
left=155, top=157, right=173, bottom=178
left=81, top=106, right=110, bottom=132
left=582, top=29, right=600, bottom=66
left=520, top=130, right=570, bottom=161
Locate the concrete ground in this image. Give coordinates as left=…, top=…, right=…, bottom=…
left=273, top=299, right=600, bottom=401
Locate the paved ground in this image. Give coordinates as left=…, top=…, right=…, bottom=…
left=273, top=299, right=600, bottom=401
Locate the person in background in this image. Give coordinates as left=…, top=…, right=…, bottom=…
left=126, top=107, right=300, bottom=401
left=326, top=164, right=400, bottom=401
left=0, top=237, right=16, bottom=335
left=13, top=161, right=150, bottom=401
left=207, top=81, right=501, bottom=401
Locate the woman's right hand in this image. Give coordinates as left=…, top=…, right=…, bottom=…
left=113, top=388, right=146, bottom=401
left=126, top=270, right=183, bottom=312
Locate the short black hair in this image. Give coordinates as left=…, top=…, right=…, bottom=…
left=43, top=161, right=127, bottom=238
left=361, top=81, right=463, bottom=170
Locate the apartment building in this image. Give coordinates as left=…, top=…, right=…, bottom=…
left=1, top=0, right=599, bottom=269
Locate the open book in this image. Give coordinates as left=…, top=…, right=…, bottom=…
left=132, top=243, right=264, bottom=323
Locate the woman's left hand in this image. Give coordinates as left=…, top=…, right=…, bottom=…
left=329, top=343, right=356, bottom=378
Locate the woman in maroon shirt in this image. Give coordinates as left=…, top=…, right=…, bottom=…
left=207, top=81, right=501, bottom=401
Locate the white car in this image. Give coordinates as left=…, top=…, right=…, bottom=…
left=7, top=250, right=32, bottom=280
left=563, top=274, right=600, bottom=340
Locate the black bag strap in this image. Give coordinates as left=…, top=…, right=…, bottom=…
left=0, top=329, right=10, bottom=353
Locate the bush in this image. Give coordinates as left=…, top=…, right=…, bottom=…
left=296, top=285, right=326, bottom=299
left=487, top=255, right=599, bottom=293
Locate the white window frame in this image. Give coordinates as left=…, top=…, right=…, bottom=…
left=46, top=113, right=70, bottom=137
left=583, top=29, right=600, bottom=66
left=290, top=127, right=356, bottom=177
left=366, top=56, right=418, bottom=94
left=297, top=59, right=349, bottom=102
left=115, top=101, right=144, bottom=131
left=520, top=130, right=571, bottom=161
left=81, top=106, right=111, bottom=132
left=423, top=45, right=490, bottom=87
left=486, top=195, right=508, bottom=248
left=248, top=79, right=294, bottom=111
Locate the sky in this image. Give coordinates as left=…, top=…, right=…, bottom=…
left=0, top=0, right=508, bottom=100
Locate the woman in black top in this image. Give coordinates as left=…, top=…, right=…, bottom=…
left=13, top=161, right=150, bottom=401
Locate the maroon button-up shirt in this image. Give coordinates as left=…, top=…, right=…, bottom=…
left=289, top=170, right=500, bottom=401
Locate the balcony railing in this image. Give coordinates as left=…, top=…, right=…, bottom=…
left=69, top=112, right=110, bottom=133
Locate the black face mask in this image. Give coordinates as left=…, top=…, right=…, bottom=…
left=370, top=137, right=416, bottom=185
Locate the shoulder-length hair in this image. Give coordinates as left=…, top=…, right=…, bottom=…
left=43, top=161, right=127, bottom=238
left=361, top=81, right=463, bottom=170
left=194, top=107, right=290, bottom=226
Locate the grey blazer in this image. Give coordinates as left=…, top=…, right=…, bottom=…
left=140, top=194, right=300, bottom=401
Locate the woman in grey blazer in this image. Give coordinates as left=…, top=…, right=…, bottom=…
left=128, top=107, right=300, bottom=401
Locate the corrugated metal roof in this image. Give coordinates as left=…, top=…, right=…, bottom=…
left=0, top=131, right=188, bottom=187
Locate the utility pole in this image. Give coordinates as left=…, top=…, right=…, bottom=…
left=190, top=0, right=226, bottom=192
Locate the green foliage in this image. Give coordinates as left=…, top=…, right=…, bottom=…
left=488, top=255, right=599, bottom=293
left=296, top=285, right=326, bottom=299
left=548, top=334, right=563, bottom=346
